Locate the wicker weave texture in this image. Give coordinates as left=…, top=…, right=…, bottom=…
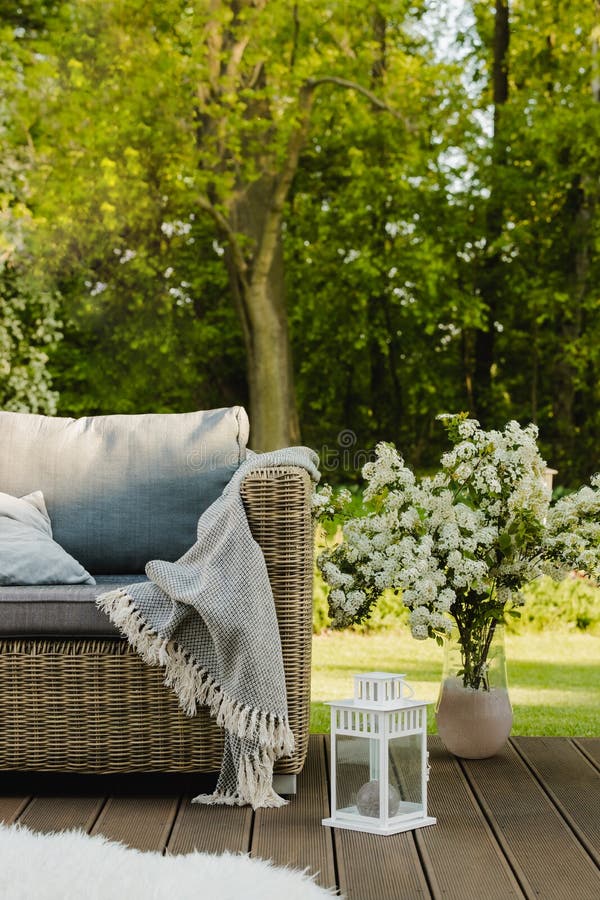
left=0, top=466, right=313, bottom=774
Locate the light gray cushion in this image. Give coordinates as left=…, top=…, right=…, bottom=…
left=0, top=490, right=95, bottom=586
left=0, top=407, right=249, bottom=574
left=0, top=575, right=147, bottom=636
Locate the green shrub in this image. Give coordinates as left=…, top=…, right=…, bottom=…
left=510, top=576, right=600, bottom=634
left=313, top=565, right=332, bottom=633
left=313, top=565, right=408, bottom=633
left=349, top=589, right=409, bottom=633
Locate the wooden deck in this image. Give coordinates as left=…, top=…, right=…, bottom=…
left=1, top=735, right=599, bottom=899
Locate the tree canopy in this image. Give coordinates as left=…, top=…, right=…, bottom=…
left=1, top=1, right=598, bottom=483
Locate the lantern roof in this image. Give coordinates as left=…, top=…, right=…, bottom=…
left=326, top=671, right=430, bottom=711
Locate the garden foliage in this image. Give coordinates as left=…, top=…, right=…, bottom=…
left=0, top=2, right=599, bottom=481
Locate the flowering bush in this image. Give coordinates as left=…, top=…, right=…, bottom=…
left=316, top=413, right=600, bottom=690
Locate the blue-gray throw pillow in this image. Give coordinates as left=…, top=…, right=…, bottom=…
left=0, top=407, right=249, bottom=574
left=0, top=490, right=95, bottom=586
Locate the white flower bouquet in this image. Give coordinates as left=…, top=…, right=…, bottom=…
left=316, top=413, right=600, bottom=690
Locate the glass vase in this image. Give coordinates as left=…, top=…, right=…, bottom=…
left=436, top=624, right=512, bottom=759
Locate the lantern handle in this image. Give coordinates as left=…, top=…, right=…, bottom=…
left=401, top=681, right=415, bottom=700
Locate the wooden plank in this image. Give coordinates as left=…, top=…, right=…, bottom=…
left=0, top=796, right=31, bottom=825
left=325, top=736, right=429, bottom=900
left=513, top=737, right=600, bottom=865
left=334, top=828, right=430, bottom=900
left=91, top=796, right=180, bottom=852
left=415, top=737, right=524, bottom=900
left=251, top=735, right=336, bottom=891
left=575, top=738, right=600, bottom=771
left=17, top=796, right=104, bottom=833
left=460, top=742, right=600, bottom=900
left=1, top=735, right=596, bottom=900
left=167, top=800, right=252, bottom=856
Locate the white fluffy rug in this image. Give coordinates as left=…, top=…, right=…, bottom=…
left=0, top=823, right=337, bottom=900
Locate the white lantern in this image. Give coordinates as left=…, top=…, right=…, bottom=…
left=322, top=672, right=436, bottom=835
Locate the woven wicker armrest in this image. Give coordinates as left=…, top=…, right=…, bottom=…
left=0, top=465, right=314, bottom=775
left=240, top=465, right=314, bottom=775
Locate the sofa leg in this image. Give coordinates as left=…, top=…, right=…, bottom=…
left=272, top=774, right=297, bottom=795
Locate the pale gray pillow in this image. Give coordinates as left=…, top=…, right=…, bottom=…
left=0, top=490, right=95, bottom=586
left=0, top=408, right=249, bottom=574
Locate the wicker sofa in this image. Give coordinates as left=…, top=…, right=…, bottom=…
left=0, top=409, right=313, bottom=792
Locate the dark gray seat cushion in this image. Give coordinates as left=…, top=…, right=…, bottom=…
left=0, top=407, right=249, bottom=574
left=0, top=576, right=148, bottom=637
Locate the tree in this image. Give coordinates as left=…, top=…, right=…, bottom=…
left=0, top=19, right=61, bottom=414
left=456, top=0, right=600, bottom=481
left=486, top=0, right=600, bottom=479
left=286, top=5, right=486, bottom=469
left=16, top=0, right=425, bottom=449
left=472, top=0, right=509, bottom=422
left=4, top=0, right=598, bottom=481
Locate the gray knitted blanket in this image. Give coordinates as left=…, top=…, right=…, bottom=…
left=97, top=447, right=319, bottom=809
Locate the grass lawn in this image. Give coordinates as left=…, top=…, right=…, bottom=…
left=310, top=629, right=600, bottom=736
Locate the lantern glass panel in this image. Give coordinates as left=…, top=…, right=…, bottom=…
left=335, top=734, right=376, bottom=815
left=388, top=733, right=424, bottom=817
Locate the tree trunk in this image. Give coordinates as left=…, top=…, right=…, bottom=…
left=473, top=0, right=509, bottom=423
left=551, top=9, right=599, bottom=477
left=551, top=180, right=585, bottom=476
left=227, top=175, right=300, bottom=451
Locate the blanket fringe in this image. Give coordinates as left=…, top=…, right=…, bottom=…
left=96, top=589, right=295, bottom=774
left=192, top=748, right=288, bottom=810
